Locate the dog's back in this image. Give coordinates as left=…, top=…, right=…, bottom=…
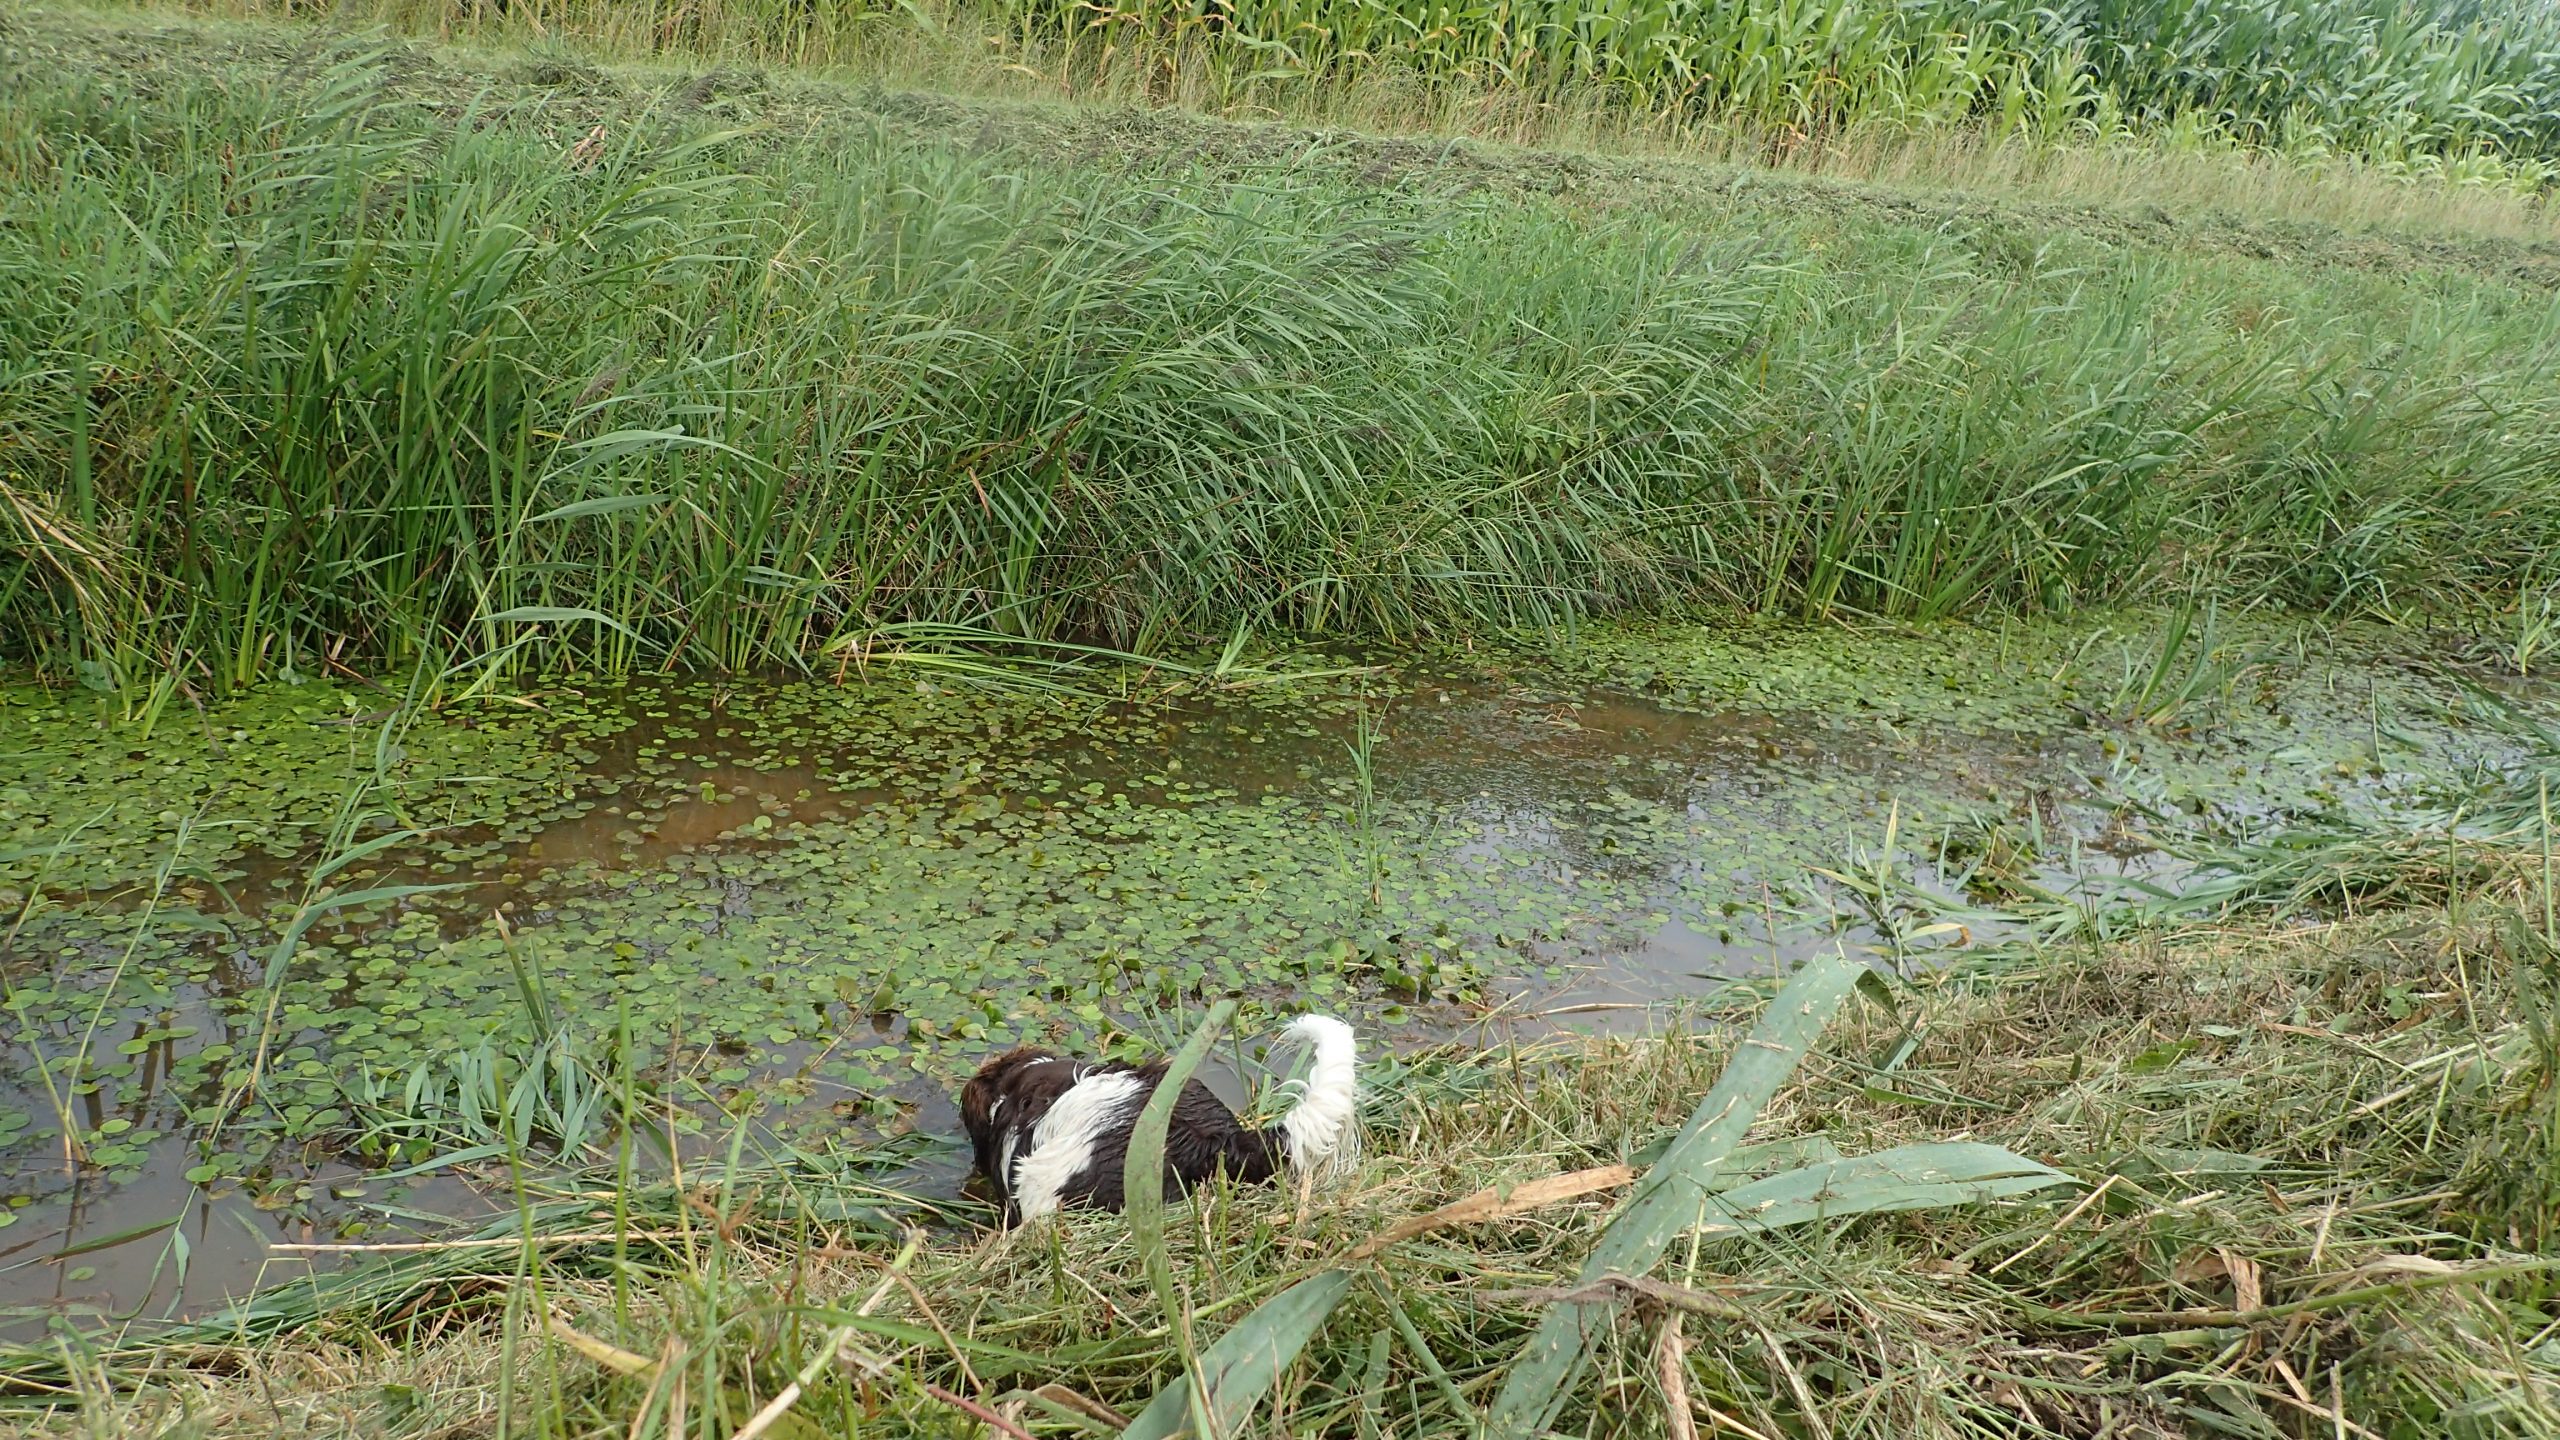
left=960, top=1018, right=1357, bottom=1224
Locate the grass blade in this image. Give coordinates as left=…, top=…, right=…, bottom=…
left=51, top=1213, right=181, bottom=1260
left=1689, top=1141, right=2073, bottom=1241
left=1342, top=1164, right=1636, bottom=1263
left=1123, top=999, right=1238, bottom=1325
left=1119, top=1269, right=1358, bottom=1440
left=480, top=606, right=644, bottom=642
left=1487, top=949, right=1868, bottom=1438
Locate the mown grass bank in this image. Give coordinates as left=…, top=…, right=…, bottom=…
left=6, top=16, right=2560, bottom=696
left=102, top=0, right=2560, bottom=190
left=15, top=865, right=2559, bottom=1437
left=44, top=3, right=2560, bottom=247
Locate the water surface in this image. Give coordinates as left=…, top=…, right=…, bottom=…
left=0, top=615, right=2537, bottom=1325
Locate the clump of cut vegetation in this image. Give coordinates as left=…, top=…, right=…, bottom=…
left=12, top=874, right=2559, bottom=1436
left=6, top=39, right=2560, bottom=695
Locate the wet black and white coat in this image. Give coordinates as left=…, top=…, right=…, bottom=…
left=959, top=1015, right=1358, bottom=1224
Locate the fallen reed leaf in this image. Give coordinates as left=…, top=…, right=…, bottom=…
left=1341, top=1164, right=1637, bottom=1263
left=545, top=1313, right=656, bottom=1377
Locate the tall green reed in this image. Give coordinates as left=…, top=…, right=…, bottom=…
left=5, top=52, right=2560, bottom=694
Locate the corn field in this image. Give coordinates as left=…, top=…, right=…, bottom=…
left=1056, top=0, right=2560, bottom=163
left=214, top=0, right=2560, bottom=171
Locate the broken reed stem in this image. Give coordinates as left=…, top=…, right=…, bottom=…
left=1655, top=1311, right=1698, bottom=1440
left=919, top=1382, right=1040, bottom=1440
left=2024, top=1257, right=2559, bottom=1330
left=1481, top=1274, right=1757, bottom=1322
left=1340, top=1164, right=1634, bottom=1263
left=271, top=1233, right=689, bottom=1254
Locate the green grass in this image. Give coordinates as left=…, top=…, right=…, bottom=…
left=6, top=21, right=2560, bottom=693
left=8, top=7, right=2560, bottom=1430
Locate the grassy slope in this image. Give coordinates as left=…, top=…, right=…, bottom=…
left=22, top=4, right=2560, bottom=281
left=30, top=893, right=2560, bottom=1437
left=7, top=5, right=2560, bottom=690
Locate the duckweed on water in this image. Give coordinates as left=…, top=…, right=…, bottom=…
left=2, top=665, right=1669, bottom=1213
left=0, top=680, right=586, bottom=897
left=0, top=617, right=2549, bottom=1308
left=1524, top=611, right=2500, bottom=817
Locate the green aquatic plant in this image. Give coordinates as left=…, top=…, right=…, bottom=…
left=1, top=602, right=2547, bottom=1345
left=343, top=1026, right=635, bottom=1166
left=1806, top=802, right=1973, bottom=975
left=2057, top=598, right=2268, bottom=732
left=0, top=676, right=587, bottom=895
left=1345, top=703, right=1385, bottom=915
left=221, top=696, right=469, bottom=1125
left=3, top=611, right=2531, bottom=1213
left=1, top=815, right=203, bottom=1181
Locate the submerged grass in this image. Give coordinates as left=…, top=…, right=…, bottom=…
left=13, top=880, right=2560, bottom=1436
left=5, top=27, right=2560, bottom=694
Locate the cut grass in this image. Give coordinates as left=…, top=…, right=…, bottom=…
left=36, top=1, right=2560, bottom=252
left=95, top=0, right=2560, bottom=192
left=13, top=885, right=2559, bottom=1436
left=6, top=16, right=2560, bottom=693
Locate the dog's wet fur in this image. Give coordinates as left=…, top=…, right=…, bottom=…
left=960, top=1016, right=1359, bottom=1225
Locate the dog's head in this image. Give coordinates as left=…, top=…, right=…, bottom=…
left=960, top=1046, right=1055, bottom=1174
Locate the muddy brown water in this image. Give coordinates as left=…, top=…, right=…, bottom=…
left=0, top=666, right=2514, bottom=1330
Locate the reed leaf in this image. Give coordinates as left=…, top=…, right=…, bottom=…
left=1122, top=999, right=1239, bottom=1344
left=1118, top=1269, right=1359, bottom=1440
left=1487, top=948, right=1869, bottom=1437
left=1690, top=1141, right=2074, bottom=1241
left=8, top=43, right=2560, bottom=692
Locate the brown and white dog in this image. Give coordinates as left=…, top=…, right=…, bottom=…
left=959, top=1015, right=1359, bottom=1224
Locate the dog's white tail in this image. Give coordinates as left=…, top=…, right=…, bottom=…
left=1272, top=1014, right=1360, bottom=1176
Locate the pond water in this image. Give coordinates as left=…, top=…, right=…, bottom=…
left=0, top=614, right=2541, bottom=1329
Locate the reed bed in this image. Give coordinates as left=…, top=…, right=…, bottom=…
left=5, top=38, right=2560, bottom=694
left=14, top=888, right=2557, bottom=1436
